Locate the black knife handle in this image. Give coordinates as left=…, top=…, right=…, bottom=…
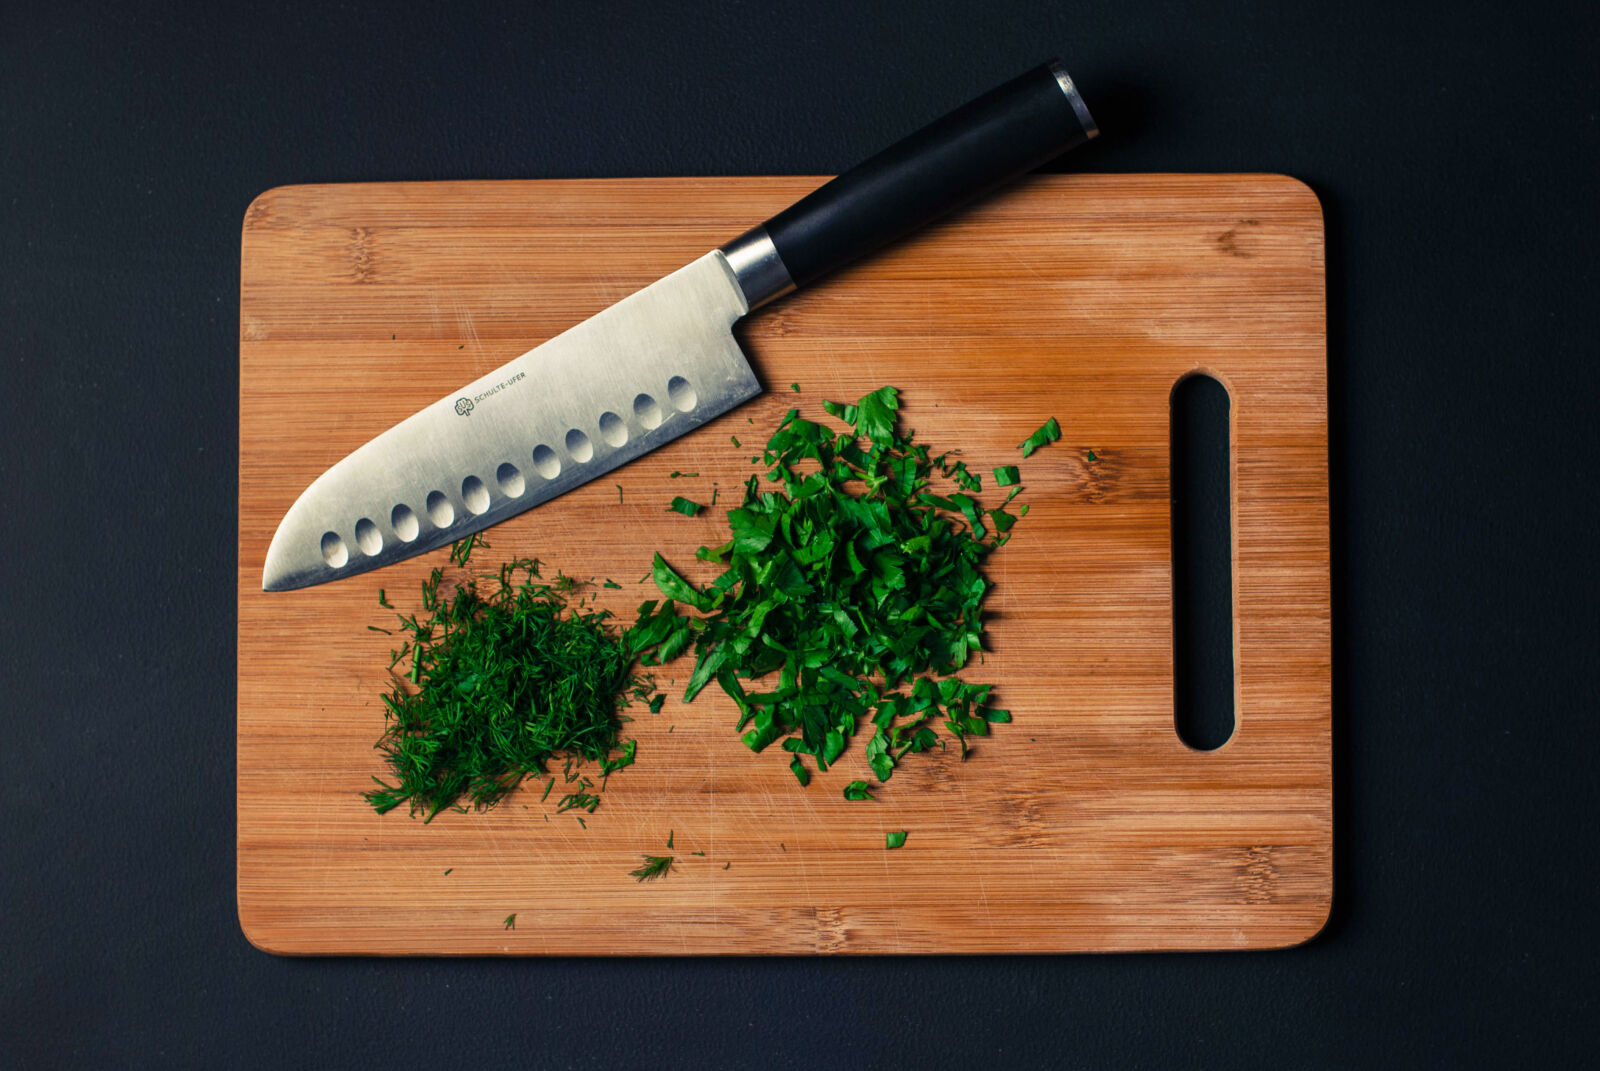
left=721, top=61, right=1096, bottom=306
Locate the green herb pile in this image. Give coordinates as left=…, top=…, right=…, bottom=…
left=626, top=386, right=1022, bottom=790
left=365, top=550, right=648, bottom=821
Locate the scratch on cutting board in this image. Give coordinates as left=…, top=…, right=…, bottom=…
left=309, top=719, right=335, bottom=894
left=998, top=240, right=1048, bottom=283
left=709, top=728, right=720, bottom=932
left=453, top=299, right=486, bottom=369
left=953, top=772, right=994, bottom=927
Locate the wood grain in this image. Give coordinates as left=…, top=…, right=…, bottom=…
left=238, top=174, right=1329, bottom=954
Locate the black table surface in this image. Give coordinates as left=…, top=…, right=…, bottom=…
left=4, top=1, right=1596, bottom=1066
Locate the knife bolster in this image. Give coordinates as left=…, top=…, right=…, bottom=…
left=718, top=225, right=796, bottom=311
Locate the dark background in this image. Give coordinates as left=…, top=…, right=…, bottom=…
left=4, top=0, right=1597, bottom=1066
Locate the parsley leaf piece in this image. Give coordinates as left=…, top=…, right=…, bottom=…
left=885, top=831, right=908, bottom=850
left=650, top=553, right=713, bottom=612
left=993, top=465, right=1021, bottom=487
left=1018, top=417, right=1061, bottom=458
left=843, top=780, right=875, bottom=801
left=853, top=386, right=900, bottom=446
left=669, top=496, right=704, bottom=517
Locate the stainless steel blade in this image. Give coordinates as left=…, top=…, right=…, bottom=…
left=262, top=251, right=757, bottom=591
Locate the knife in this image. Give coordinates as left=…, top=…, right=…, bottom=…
left=263, top=60, right=1097, bottom=591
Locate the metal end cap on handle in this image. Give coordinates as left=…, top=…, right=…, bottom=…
left=1048, top=62, right=1099, bottom=140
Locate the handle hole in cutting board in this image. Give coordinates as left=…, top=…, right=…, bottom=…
left=1171, top=372, right=1236, bottom=751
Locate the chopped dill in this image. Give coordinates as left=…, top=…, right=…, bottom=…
left=448, top=533, right=486, bottom=567
left=630, top=855, right=673, bottom=881
left=363, top=557, right=645, bottom=822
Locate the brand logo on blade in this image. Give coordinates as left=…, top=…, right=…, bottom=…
left=453, top=371, right=527, bottom=416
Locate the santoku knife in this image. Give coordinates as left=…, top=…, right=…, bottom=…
left=263, top=61, right=1097, bottom=591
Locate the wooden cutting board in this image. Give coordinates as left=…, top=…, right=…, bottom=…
left=238, top=174, right=1329, bottom=955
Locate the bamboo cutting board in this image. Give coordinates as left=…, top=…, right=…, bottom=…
left=238, top=174, right=1329, bottom=955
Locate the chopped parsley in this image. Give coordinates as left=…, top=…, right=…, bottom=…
left=626, top=387, right=1018, bottom=790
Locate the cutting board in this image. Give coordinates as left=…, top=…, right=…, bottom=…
left=238, top=174, right=1329, bottom=954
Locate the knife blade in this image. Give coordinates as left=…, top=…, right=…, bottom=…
left=263, top=60, right=1097, bottom=591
